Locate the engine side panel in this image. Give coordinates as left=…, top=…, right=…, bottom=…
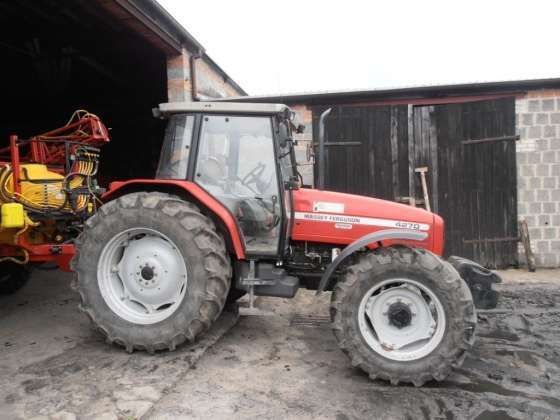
left=291, top=188, right=441, bottom=254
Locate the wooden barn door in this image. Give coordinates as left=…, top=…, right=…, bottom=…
left=311, top=97, right=517, bottom=268
left=311, top=105, right=410, bottom=201
left=432, top=98, right=518, bottom=268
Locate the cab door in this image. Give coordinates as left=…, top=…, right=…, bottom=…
left=194, top=114, right=283, bottom=257
left=275, top=118, right=297, bottom=254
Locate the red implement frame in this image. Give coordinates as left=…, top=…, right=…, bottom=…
left=0, top=113, right=110, bottom=271
left=0, top=113, right=109, bottom=167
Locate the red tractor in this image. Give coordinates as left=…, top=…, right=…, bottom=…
left=74, top=101, right=502, bottom=385
left=2, top=102, right=501, bottom=386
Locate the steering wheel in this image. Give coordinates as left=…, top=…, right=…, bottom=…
left=241, top=162, right=266, bottom=188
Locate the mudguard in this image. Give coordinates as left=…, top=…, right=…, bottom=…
left=101, top=179, right=246, bottom=259
left=448, top=256, right=501, bottom=309
left=316, top=229, right=428, bottom=294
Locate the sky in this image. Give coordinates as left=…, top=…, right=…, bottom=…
left=157, top=0, right=560, bottom=96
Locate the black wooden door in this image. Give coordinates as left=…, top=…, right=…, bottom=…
left=433, top=99, right=518, bottom=268
left=312, top=97, right=518, bottom=268
left=311, top=105, right=410, bottom=200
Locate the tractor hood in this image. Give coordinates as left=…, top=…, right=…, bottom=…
left=291, top=188, right=444, bottom=255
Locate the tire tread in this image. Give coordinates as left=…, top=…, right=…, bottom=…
left=330, top=245, right=476, bottom=387
left=73, top=192, right=231, bottom=352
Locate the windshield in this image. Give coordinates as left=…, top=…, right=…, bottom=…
left=156, top=114, right=193, bottom=179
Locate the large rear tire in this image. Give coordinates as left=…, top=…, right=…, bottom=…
left=73, top=192, right=231, bottom=353
left=0, top=262, right=31, bottom=295
left=330, top=246, right=476, bottom=386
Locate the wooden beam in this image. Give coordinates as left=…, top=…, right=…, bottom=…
left=415, top=166, right=431, bottom=212
left=461, top=135, right=520, bottom=145
left=428, top=106, right=439, bottom=213
left=407, top=105, right=415, bottom=200
left=462, top=237, right=519, bottom=244
left=519, top=220, right=536, bottom=272
left=390, top=106, right=399, bottom=199
left=311, top=141, right=361, bottom=146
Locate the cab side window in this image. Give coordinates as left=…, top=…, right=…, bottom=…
left=156, top=115, right=194, bottom=179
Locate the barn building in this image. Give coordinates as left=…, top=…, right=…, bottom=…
left=224, top=78, right=560, bottom=269
left=2, top=2, right=557, bottom=269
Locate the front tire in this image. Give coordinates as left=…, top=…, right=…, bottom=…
left=330, top=246, right=476, bottom=386
left=73, top=192, right=231, bottom=353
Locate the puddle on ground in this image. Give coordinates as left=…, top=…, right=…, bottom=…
left=474, top=410, right=520, bottom=420
left=429, top=378, right=560, bottom=410
left=515, top=350, right=538, bottom=367
left=493, top=349, right=538, bottom=367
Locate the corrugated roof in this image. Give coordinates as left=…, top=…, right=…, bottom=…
left=216, top=77, right=560, bottom=104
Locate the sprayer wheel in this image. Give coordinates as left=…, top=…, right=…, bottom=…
left=0, top=262, right=31, bottom=295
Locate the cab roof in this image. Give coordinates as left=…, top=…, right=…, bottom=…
left=154, top=101, right=290, bottom=117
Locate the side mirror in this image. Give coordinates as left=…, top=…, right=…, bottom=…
left=285, top=176, right=301, bottom=191
left=280, top=137, right=297, bottom=149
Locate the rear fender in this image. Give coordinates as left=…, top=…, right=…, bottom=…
left=317, top=229, right=428, bottom=293
left=102, top=179, right=245, bottom=259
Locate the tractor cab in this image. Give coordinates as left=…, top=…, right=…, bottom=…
left=154, top=102, right=301, bottom=257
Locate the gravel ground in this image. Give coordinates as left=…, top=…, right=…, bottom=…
left=1, top=268, right=559, bottom=419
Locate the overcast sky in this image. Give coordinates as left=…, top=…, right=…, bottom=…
left=157, top=0, right=560, bottom=96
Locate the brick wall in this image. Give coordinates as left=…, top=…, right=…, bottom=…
left=166, top=48, right=244, bottom=102
left=196, top=58, right=244, bottom=99
left=516, top=90, right=560, bottom=267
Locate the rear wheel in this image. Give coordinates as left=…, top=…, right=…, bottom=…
left=330, top=246, right=476, bottom=386
left=73, top=192, right=231, bottom=352
left=0, top=262, right=31, bottom=295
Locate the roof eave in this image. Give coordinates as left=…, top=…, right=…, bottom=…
left=215, top=77, right=560, bottom=104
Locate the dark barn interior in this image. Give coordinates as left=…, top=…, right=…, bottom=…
left=0, top=0, right=168, bottom=183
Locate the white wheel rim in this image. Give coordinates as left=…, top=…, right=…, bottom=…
left=97, top=227, right=188, bottom=325
left=357, top=278, right=446, bottom=361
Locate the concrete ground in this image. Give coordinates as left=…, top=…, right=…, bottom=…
left=1, top=268, right=559, bottom=420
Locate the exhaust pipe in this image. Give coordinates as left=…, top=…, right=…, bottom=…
left=317, top=108, right=332, bottom=190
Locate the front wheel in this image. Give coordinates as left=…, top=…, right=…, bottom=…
left=73, top=192, right=231, bottom=353
left=330, top=246, right=476, bottom=386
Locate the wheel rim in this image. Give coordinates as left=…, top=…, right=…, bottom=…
left=357, top=278, right=446, bottom=361
left=97, top=227, right=188, bottom=325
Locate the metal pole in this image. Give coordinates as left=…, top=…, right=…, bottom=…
left=9, top=135, right=21, bottom=194
left=317, top=108, right=332, bottom=190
